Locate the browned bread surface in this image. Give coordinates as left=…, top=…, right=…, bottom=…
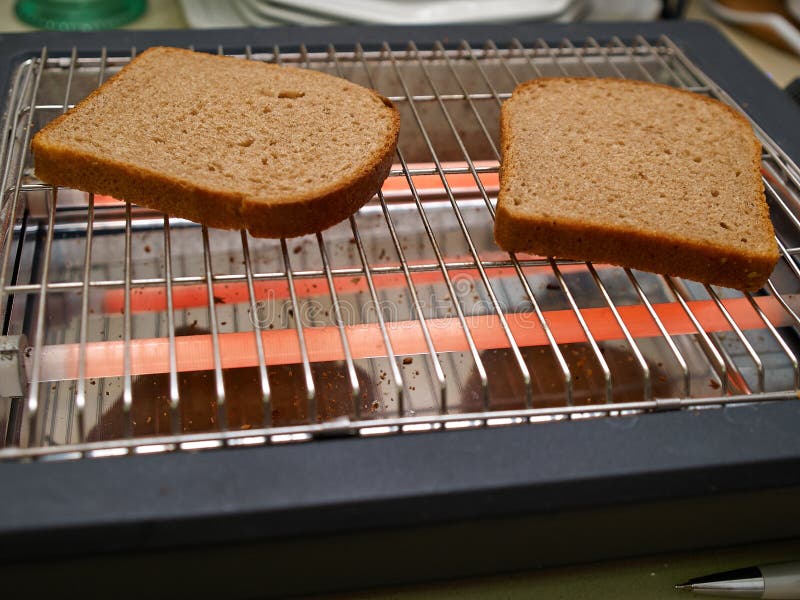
left=494, top=77, right=778, bottom=290
left=32, top=46, right=400, bottom=238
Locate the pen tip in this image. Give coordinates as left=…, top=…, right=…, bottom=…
left=675, top=583, right=692, bottom=591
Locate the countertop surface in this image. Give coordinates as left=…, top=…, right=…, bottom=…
left=313, top=539, right=800, bottom=599
left=1, top=1, right=798, bottom=598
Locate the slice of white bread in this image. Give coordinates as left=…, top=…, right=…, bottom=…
left=494, top=77, right=779, bottom=291
left=31, top=46, right=400, bottom=238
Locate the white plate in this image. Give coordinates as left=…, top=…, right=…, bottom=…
left=179, top=0, right=251, bottom=28
left=239, top=0, right=339, bottom=25
left=270, top=0, right=579, bottom=25
left=180, top=0, right=587, bottom=29
left=587, top=0, right=661, bottom=21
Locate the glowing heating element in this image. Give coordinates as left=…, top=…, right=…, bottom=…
left=34, top=295, right=795, bottom=382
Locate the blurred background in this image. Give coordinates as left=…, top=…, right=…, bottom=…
left=1, top=0, right=799, bottom=86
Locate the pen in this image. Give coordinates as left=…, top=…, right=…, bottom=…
left=675, top=560, right=800, bottom=598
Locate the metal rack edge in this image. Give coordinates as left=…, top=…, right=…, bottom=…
left=0, top=21, right=799, bottom=562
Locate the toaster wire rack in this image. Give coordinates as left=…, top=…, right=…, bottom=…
left=2, top=34, right=800, bottom=462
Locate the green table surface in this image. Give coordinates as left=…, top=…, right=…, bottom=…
left=308, top=538, right=800, bottom=599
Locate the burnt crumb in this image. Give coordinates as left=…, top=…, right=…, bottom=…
left=293, top=245, right=302, bottom=254
left=709, top=379, right=721, bottom=390
left=213, top=296, right=225, bottom=304
left=403, top=357, right=413, bottom=365
left=546, top=283, right=559, bottom=291
left=188, top=320, right=198, bottom=330
left=144, top=244, right=151, bottom=253
left=220, top=321, right=227, bottom=326
left=371, top=400, right=379, bottom=411
left=349, top=238, right=356, bottom=245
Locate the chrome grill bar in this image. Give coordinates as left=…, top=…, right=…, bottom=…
left=1, top=35, right=799, bottom=461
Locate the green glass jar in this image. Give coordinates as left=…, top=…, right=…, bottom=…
left=15, top=0, right=147, bottom=31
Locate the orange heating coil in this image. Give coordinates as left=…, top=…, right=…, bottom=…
left=33, top=163, right=799, bottom=382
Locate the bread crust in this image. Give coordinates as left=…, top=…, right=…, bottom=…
left=494, top=77, right=777, bottom=291
left=495, top=203, right=776, bottom=290
left=31, top=47, right=400, bottom=238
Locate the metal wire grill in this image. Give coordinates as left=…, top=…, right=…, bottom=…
left=2, top=35, right=800, bottom=461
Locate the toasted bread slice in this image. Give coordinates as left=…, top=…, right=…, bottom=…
left=494, top=77, right=778, bottom=290
left=32, top=46, right=399, bottom=238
